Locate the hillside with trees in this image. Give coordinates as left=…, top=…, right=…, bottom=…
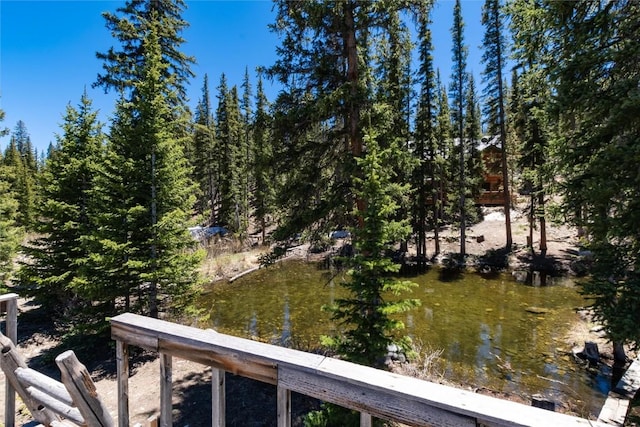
left=0, top=0, right=639, bottom=394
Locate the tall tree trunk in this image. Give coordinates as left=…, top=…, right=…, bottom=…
left=529, top=193, right=535, bottom=251
left=417, top=179, right=426, bottom=263
left=459, top=133, right=466, bottom=256
left=539, top=192, right=547, bottom=256
left=344, top=1, right=364, bottom=228
left=149, top=149, right=158, bottom=318
left=493, top=4, right=512, bottom=249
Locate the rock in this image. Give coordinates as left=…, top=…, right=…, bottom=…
left=577, top=341, right=600, bottom=364
left=532, top=394, right=556, bottom=411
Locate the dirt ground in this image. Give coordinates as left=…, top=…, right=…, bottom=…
left=0, top=205, right=622, bottom=427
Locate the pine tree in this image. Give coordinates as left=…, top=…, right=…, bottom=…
left=0, top=109, right=22, bottom=285
left=481, top=0, right=512, bottom=248
left=252, top=75, right=275, bottom=245
left=322, top=131, right=419, bottom=367
left=20, top=92, right=105, bottom=318
left=465, top=74, right=483, bottom=205
left=215, top=75, right=244, bottom=232
left=95, top=0, right=195, bottom=105
left=374, top=8, right=415, bottom=255
left=507, top=0, right=550, bottom=255
left=267, top=0, right=373, bottom=240
left=434, top=71, right=453, bottom=250
left=0, top=165, right=21, bottom=286
left=3, top=138, right=36, bottom=228
left=449, top=0, right=469, bottom=256
left=414, top=1, right=438, bottom=263
left=239, top=68, right=253, bottom=234
left=192, top=74, right=218, bottom=225
left=11, top=120, right=36, bottom=171
left=93, top=9, right=201, bottom=320
left=546, top=1, right=640, bottom=347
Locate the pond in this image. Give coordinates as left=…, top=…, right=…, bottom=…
left=199, top=260, right=609, bottom=417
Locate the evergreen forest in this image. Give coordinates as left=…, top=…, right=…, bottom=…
left=1, top=0, right=639, bottom=376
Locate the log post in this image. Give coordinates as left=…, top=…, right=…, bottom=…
left=55, top=350, right=114, bottom=427
left=160, top=353, right=172, bottom=427
left=23, top=386, right=85, bottom=425
left=0, top=332, right=60, bottom=425
left=15, top=367, right=74, bottom=406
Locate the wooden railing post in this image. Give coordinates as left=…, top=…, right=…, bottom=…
left=2, top=293, right=18, bottom=427
left=56, top=350, right=114, bottom=427
left=360, top=412, right=372, bottom=427
left=211, top=368, right=225, bottom=427
left=0, top=332, right=60, bottom=426
left=117, top=340, right=130, bottom=427
left=160, top=353, right=172, bottom=427
left=277, top=385, right=291, bottom=427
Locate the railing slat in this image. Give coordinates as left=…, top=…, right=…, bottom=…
left=160, top=353, right=172, bottom=427
left=360, top=412, right=372, bottom=427
left=211, top=367, right=225, bottom=427
left=276, top=385, right=291, bottom=427
left=117, top=340, right=130, bottom=427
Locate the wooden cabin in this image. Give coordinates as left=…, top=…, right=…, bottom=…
left=477, top=136, right=506, bottom=206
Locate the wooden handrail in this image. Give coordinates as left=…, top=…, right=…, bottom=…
left=111, top=312, right=608, bottom=427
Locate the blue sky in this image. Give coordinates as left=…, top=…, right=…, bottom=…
left=1, top=0, right=485, bottom=153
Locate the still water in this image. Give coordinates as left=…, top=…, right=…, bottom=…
left=200, top=260, right=608, bottom=417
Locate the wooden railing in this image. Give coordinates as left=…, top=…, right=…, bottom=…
left=111, top=313, right=609, bottom=427
left=1, top=293, right=18, bottom=427
left=598, top=354, right=640, bottom=425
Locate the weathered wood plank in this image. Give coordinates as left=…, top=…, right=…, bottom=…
left=111, top=313, right=609, bottom=427
left=0, top=293, right=19, bottom=304
left=159, top=337, right=278, bottom=384
left=112, top=313, right=325, bottom=385
left=281, top=354, right=606, bottom=427
left=15, top=367, right=74, bottom=406
left=2, top=293, right=18, bottom=427
left=112, top=313, right=325, bottom=368
left=160, top=353, right=172, bottom=427
left=116, top=341, right=130, bottom=427
left=111, top=321, right=159, bottom=351
left=211, top=368, right=225, bottom=427
left=0, top=332, right=61, bottom=426
left=279, top=364, right=475, bottom=427
left=56, top=350, right=114, bottom=427
left=613, top=355, right=640, bottom=398
left=25, top=386, right=85, bottom=425
left=146, top=413, right=159, bottom=427
left=598, top=392, right=629, bottom=426
left=598, top=354, right=640, bottom=425
left=277, top=385, right=291, bottom=427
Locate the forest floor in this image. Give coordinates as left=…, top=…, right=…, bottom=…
left=1, top=203, right=635, bottom=426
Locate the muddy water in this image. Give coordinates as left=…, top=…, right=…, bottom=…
left=200, top=260, right=608, bottom=417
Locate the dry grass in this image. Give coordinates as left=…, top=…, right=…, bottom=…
left=392, top=340, right=445, bottom=382
left=198, top=237, right=267, bottom=282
